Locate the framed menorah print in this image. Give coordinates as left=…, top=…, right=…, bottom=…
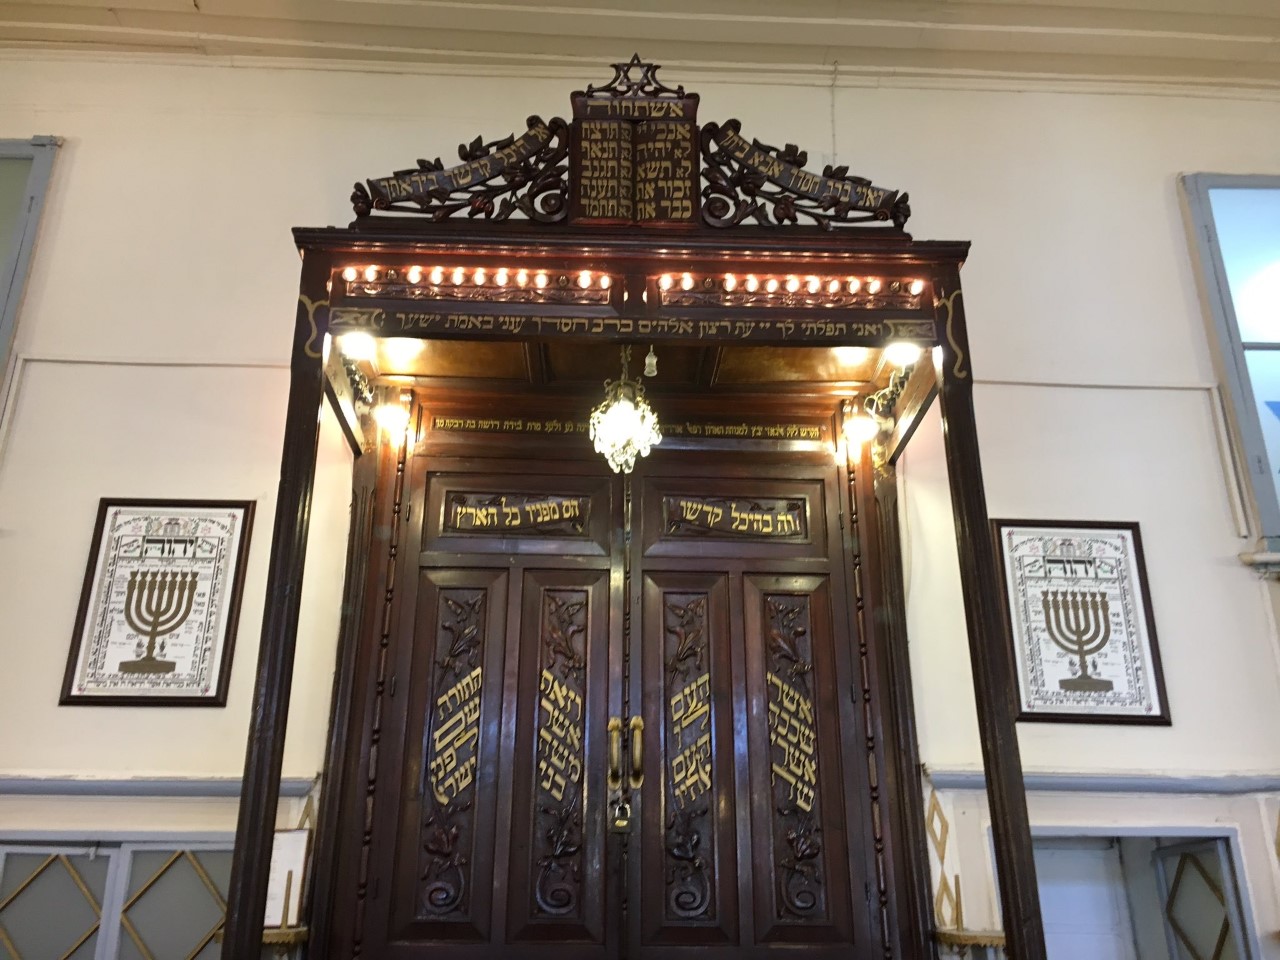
left=992, top=519, right=1170, bottom=725
left=61, top=499, right=255, bottom=706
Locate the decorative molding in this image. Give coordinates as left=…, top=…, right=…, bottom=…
left=847, top=467, right=891, bottom=952
left=7, top=50, right=1280, bottom=102
left=352, top=430, right=408, bottom=954
left=924, top=770, right=1280, bottom=795
left=0, top=777, right=314, bottom=798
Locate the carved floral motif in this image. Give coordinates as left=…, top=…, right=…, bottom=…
left=663, top=593, right=715, bottom=921
left=764, top=594, right=826, bottom=919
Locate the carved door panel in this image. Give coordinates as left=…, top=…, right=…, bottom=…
left=356, top=454, right=620, bottom=960
left=629, top=463, right=875, bottom=958
left=351, top=455, right=877, bottom=959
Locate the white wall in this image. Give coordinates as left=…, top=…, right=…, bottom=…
left=1, top=51, right=1278, bottom=918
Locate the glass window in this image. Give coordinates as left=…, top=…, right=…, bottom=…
left=1181, top=175, right=1280, bottom=554
left=0, top=138, right=57, bottom=426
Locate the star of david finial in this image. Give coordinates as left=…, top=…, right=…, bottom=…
left=586, top=53, right=685, bottom=99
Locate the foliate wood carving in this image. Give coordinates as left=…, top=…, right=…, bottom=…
left=351, top=56, right=909, bottom=230
left=418, top=590, right=485, bottom=918
left=663, top=593, right=715, bottom=921
left=701, top=119, right=909, bottom=231
left=764, top=595, right=827, bottom=919
left=353, top=117, right=570, bottom=223
left=533, top=590, right=588, bottom=917
left=445, top=493, right=589, bottom=537
left=663, top=496, right=807, bottom=540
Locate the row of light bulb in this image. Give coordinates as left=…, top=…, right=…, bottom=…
left=657, top=273, right=925, bottom=296
left=342, top=265, right=926, bottom=298
left=342, top=264, right=611, bottom=291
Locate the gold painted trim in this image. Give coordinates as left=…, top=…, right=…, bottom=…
left=937, top=289, right=967, bottom=380
left=57, top=854, right=103, bottom=960
left=298, top=295, right=329, bottom=359
left=0, top=924, right=21, bottom=960
left=184, top=851, right=227, bottom=911
left=936, top=929, right=1006, bottom=947
left=0, top=855, right=55, bottom=913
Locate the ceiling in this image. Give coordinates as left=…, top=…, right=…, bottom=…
left=3, top=0, right=1280, bottom=93
left=361, top=338, right=891, bottom=397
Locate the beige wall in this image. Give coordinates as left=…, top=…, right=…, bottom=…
left=1, top=52, right=1279, bottom=941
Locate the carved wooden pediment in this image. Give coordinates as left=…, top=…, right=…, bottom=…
left=351, top=54, right=909, bottom=233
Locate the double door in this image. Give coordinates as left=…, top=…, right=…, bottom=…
left=356, top=450, right=881, bottom=958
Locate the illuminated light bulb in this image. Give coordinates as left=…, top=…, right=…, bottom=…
left=658, top=274, right=674, bottom=291
left=374, top=401, right=411, bottom=440
left=806, top=276, right=821, bottom=294
left=535, top=272, right=548, bottom=289
left=847, top=278, right=862, bottom=294
left=724, top=274, right=738, bottom=292
left=765, top=278, right=779, bottom=293
left=827, top=279, right=840, bottom=294
left=322, top=333, right=332, bottom=364
left=337, top=331, right=377, bottom=362
left=909, top=278, right=925, bottom=295
left=867, top=278, right=883, bottom=295
left=600, top=275, right=611, bottom=290
left=429, top=266, right=444, bottom=285
left=785, top=276, right=800, bottom=293
left=382, top=337, right=424, bottom=371
left=884, top=341, right=924, bottom=368
left=843, top=410, right=881, bottom=445
left=745, top=275, right=759, bottom=292
left=681, top=272, right=694, bottom=291
left=578, top=271, right=592, bottom=289
left=363, top=265, right=379, bottom=282
left=495, top=268, right=509, bottom=286
left=341, top=266, right=358, bottom=282
left=473, top=268, right=487, bottom=285
left=406, top=265, right=423, bottom=284
left=516, top=269, right=528, bottom=287
left=451, top=267, right=464, bottom=285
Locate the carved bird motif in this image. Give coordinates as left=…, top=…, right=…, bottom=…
left=665, top=597, right=706, bottom=680
left=767, top=599, right=812, bottom=678
left=545, top=595, right=587, bottom=677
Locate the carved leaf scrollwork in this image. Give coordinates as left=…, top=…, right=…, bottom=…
left=421, top=796, right=473, bottom=914
left=701, top=119, right=910, bottom=232
left=419, top=588, right=487, bottom=918
left=535, top=789, right=583, bottom=916
left=667, top=805, right=712, bottom=918
left=354, top=115, right=570, bottom=223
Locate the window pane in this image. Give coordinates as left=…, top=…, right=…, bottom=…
left=0, top=851, right=109, bottom=960
left=0, top=157, right=33, bottom=273
left=1243, top=348, right=1280, bottom=509
left=1208, top=187, right=1280, bottom=344
left=119, top=849, right=231, bottom=960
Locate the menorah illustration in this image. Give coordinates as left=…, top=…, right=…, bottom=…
left=1040, top=589, right=1114, bottom=693
left=119, top=569, right=198, bottom=674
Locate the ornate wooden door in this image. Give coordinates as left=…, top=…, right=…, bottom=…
left=353, top=450, right=878, bottom=958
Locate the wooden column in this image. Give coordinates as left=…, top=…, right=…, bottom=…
left=932, top=270, right=1047, bottom=960
left=222, top=254, right=329, bottom=959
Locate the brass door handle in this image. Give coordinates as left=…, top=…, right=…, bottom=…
left=607, top=717, right=623, bottom=793
left=628, top=715, right=644, bottom=790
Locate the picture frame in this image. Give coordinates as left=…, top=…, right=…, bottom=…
left=61, top=498, right=255, bottom=706
left=991, top=519, right=1170, bottom=725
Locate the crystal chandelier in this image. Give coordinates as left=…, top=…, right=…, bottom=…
left=589, top=346, right=662, bottom=474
